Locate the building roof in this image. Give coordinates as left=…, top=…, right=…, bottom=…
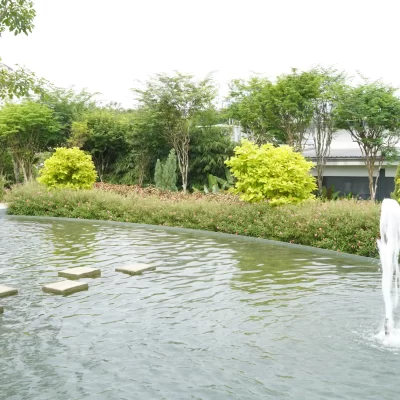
left=303, top=147, right=364, bottom=158
left=302, top=130, right=400, bottom=159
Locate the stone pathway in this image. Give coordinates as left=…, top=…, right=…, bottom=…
left=1, top=260, right=156, bottom=314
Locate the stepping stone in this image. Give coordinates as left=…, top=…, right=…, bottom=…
left=58, top=267, right=101, bottom=279
left=115, top=263, right=156, bottom=276
left=42, top=280, right=88, bottom=295
left=0, top=305, right=3, bottom=314
left=0, top=285, right=18, bottom=298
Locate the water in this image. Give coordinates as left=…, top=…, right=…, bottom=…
left=0, top=215, right=396, bottom=399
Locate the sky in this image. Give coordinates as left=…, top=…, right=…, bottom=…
left=1, top=0, right=400, bottom=108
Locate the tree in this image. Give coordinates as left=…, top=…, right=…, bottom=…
left=225, top=140, right=316, bottom=205
left=120, top=107, right=168, bottom=186
left=0, top=1, right=50, bottom=101
left=188, top=109, right=235, bottom=187
left=38, top=147, right=97, bottom=189
left=36, top=87, right=98, bottom=143
left=0, top=63, right=50, bottom=100
left=69, top=109, right=129, bottom=181
left=0, top=101, right=61, bottom=182
left=309, top=67, right=346, bottom=194
left=335, top=81, right=400, bottom=200
left=267, top=69, right=320, bottom=152
left=154, top=149, right=178, bottom=191
left=132, top=72, right=217, bottom=192
left=227, top=69, right=320, bottom=150
left=227, top=77, right=280, bottom=145
left=0, top=0, right=35, bottom=36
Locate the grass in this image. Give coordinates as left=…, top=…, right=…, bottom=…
left=4, top=182, right=381, bottom=258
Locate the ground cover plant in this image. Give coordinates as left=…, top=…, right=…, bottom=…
left=5, top=182, right=380, bottom=258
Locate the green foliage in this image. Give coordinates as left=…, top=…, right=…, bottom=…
left=69, top=109, right=130, bottom=181
left=188, top=112, right=235, bottom=188
left=391, top=164, right=400, bottom=201
left=309, top=67, right=346, bottom=194
left=226, top=140, right=317, bottom=205
left=203, top=170, right=234, bottom=194
left=154, top=149, right=178, bottom=191
left=132, top=72, right=217, bottom=191
left=37, top=147, right=97, bottom=189
left=0, top=137, right=13, bottom=179
left=0, top=0, right=35, bottom=35
left=0, top=101, right=61, bottom=181
left=268, top=69, right=320, bottom=151
left=5, top=183, right=380, bottom=258
left=227, top=77, right=278, bottom=145
left=227, top=69, right=320, bottom=150
left=0, top=174, right=7, bottom=200
left=334, top=80, right=400, bottom=200
left=321, top=185, right=341, bottom=201
left=119, top=108, right=168, bottom=186
left=36, top=87, right=98, bottom=143
left=0, top=64, right=50, bottom=100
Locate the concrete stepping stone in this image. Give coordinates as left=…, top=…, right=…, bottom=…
left=116, top=263, right=156, bottom=276
left=0, top=285, right=18, bottom=298
left=42, top=280, right=88, bottom=295
left=58, top=267, right=101, bottom=279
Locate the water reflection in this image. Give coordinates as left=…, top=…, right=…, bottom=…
left=0, top=216, right=391, bottom=400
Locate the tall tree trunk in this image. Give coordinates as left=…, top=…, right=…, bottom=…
left=170, top=122, right=190, bottom=192
left=20, top=161, right=28, bottom=183
left=11, top=156, right=20, bottom=182
left=365, top=152, right=380, bottom=201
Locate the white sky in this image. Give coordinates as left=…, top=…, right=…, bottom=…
left=1, top=0, right=400, bottom=107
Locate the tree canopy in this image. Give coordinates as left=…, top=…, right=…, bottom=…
left=335, top=81, right=400, bottom=200
left=132, top=72, right=217, bottom=191
left=0, top=101, right=61, bottom=181
left=0, top=0, right=35, bottom=36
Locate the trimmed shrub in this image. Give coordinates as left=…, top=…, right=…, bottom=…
left=5, top=182, right=380, bottom=258
left=37, top=147, right=97, bottom=189
left=225, top=140, right=317, bottom=205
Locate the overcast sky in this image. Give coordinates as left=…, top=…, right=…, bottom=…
left=1, top=0, right=400, bottom=107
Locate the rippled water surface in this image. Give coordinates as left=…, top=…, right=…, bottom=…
left=0, top=215, right=396, bottom=399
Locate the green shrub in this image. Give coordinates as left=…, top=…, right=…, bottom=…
left=392, top=164, right=400, bottom=200
left=225, top=140, right=317, bottom=205
left=37, top=147, right=97, bottom=189
left=5, top=182, right=380, bottom=258
left=154, top=149, right=178, bottom=191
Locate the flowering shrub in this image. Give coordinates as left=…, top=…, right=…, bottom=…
left=5, top=182, right=380, bottom=258
left=38, top=147, right=97, bottom=190
left=225, top=140, right=317, bottom=205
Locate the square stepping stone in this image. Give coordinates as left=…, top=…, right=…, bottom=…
left=115, top=263, right=156, bottom=276
left=0, top=285, right=18, bottom=298
left=42, top=280, right=88, bottom=295
left=58, top=267, right=101, bottom=279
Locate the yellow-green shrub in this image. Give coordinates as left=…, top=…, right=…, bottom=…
left=225, top=140, right=317, bottom=205
left=37, top=147, right=97, bottom=189
left=391, top=164, right=400, bottom=200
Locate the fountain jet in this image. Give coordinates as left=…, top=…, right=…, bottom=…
left=377, top=198, right=400, bottom=335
